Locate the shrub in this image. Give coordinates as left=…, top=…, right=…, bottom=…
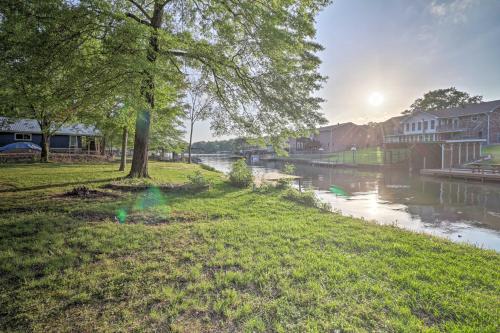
left=229, top=159, right=253, bottom=188
left=282, top=188, right=331, bottom=211
left=276, top=163, right=296, bottom=188
left=282, top=163, right=295, bottom=175
left=199, top=163, right=219, bottom=172
left=187, top=171, right=212, bottom=190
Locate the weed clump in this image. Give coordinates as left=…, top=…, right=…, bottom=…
left=282, top=188, right=331, bottom=211
left=199, top=163, right=218, bottom=172
left=228, top=159, right=253, bottom=188
left=63, top=186, right=115, bottom=198
left=187, top=171, right=212, bottom=191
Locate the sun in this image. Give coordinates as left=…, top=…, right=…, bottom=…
left=368, top=92, right=384, bottom=107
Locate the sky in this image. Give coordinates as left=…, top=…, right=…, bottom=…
left=188, top=0, right=500, bottom=142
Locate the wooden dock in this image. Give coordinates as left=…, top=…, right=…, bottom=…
left=420, top=168, right=500, bottom=182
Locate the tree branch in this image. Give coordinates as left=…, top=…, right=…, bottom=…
left=127, top=0, right=152, bottom=20
left=125, top=12, right=151, bottom=26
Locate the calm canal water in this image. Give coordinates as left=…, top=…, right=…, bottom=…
left=200, top=155, right=500, bottom=251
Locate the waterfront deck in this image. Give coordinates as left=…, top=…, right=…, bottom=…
left=420, top=168, right=500, bottom=182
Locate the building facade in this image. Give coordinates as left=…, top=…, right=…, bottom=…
left=383, top=100, right=500, bottom=169
left=384, top=100, right=500, bottom=145
left=0, top=117, right=100, bottom=153
left=289, top=122, right=377, bottom=153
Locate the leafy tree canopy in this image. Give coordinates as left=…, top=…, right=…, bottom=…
left=0, top=0, right=135, bottom=160
left=403, top=87, right=483, bottom=114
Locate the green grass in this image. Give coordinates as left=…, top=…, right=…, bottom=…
left=0, top=161, right=499, bottom=332
left=286, top=147, right=408, bottom=165
left=483, top=144, right=500, bottom=164
left=326, top=147, right=384, bottom=164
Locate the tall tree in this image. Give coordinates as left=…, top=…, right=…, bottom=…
left=403, top=87, right=483, bottom=115
left=149, top=112, right=186, bottom=160
left=0, top=0, right=128, bottom=161
left=186, top=81, right=213, bottom=163
left=92, top=0, right=329, bottom=177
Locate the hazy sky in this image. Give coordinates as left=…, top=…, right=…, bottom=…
left=188, top=0, right=500, bottom=142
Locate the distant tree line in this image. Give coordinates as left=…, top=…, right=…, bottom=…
left=191, top=139, right=248, bottom=154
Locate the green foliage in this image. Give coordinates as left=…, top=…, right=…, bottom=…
left=0, top=162, right=499, bottom=331
left=199, top=163, right=218, bottom=172
left=282, top=188, right=331, bottom=211
left=403, top=87, right=483, bottom=114
left=187, top=170, right=212, bottom=190
left=191, top=138, right=248, bottom=154
left=229, top=159, right=253, bottom=188
left=282, top=163, right=296, bottom=175
left=0, top=0, right=131, bottom=132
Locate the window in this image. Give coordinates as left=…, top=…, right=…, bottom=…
left=412, top=123, right=415, bottom=131
left=14, top=133, right=31, bottom=141
left=478, top=131, right=483, bottom=138
left=69, top=136, right=78, bottom=148
left=405, top=123, right=410, bottom=132
left=417, top=122, right=422, bottom=131
left=430, top=120, right=435, bottom=129
left=453, top=119, right=459, bottom=128
left=423, top=121, right=428, bottom=130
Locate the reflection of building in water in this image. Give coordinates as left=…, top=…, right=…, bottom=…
left=379, top=174, right=500, bottom=230
left=263, top=160, right=500, bottom=232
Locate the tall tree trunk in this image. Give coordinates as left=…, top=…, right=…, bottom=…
left=188, top=120, right=194, bottom=163
left=129, top=110, right=150, bottom=177
left=119, top=127, right=128, bottom=171
left=128, top=2, right=163, bottom=178
left=100, top=136, right=106, bottom=156
left=40, top=132, right=50, bottom=163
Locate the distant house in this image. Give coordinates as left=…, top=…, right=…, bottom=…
left=289, top=122, right=376, bottom=153
left=384, top=100, right=500, bottom=145
left=0, top=117, right=101, bottom=153
left=383, top=100, right=500, bottom=168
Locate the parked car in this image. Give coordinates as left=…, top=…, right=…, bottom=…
left=0, top=142, right=42, bottom=153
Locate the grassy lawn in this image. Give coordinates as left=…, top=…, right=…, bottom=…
left=0, top=162, right=499, bottom=332
left=483, top=144, right=500, bottom=164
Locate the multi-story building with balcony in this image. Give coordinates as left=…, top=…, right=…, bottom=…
left=384, top=100, right=500, bottom=169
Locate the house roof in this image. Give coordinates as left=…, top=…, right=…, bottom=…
left=318, top=122, right=357, bottom=132
left=0, top=117, right=100, bottom=136
left=426, top=100, right=500, bottom=118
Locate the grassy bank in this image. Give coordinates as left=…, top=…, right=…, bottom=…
left=483, top=144, right=500, bottom=164
left=284, top=147, right=408, bottom=165
left=0, top=162, right=499, bottom=332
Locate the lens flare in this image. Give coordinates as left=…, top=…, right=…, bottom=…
left=116, top=209, right=127, bottom=224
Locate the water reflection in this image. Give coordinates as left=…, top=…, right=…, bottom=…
left=200, top=156, right=500, bottom=251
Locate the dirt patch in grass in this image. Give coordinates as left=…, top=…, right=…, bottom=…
left=119, top=210, right=232, bottom=225
left=0, top=182, right=17, bottom=191
left=59, top=186, right=119, bottom=199
left=0, top=206, right=39, bottom=214
left=103, top=183, right=186, bottom=192
left=70, top=210, right=115, bottom=222
left=203, top=263, right=244, bottom=278
left=124, top=210, right=206, bottom=225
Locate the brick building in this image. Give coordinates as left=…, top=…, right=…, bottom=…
left=288, top=122, right=376, bottom=153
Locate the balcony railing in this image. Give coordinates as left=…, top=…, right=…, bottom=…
left=435, top=125, right=467, bottom=133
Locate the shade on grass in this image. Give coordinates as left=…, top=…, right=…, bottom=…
left=0, top=162, right=498, bottom=332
